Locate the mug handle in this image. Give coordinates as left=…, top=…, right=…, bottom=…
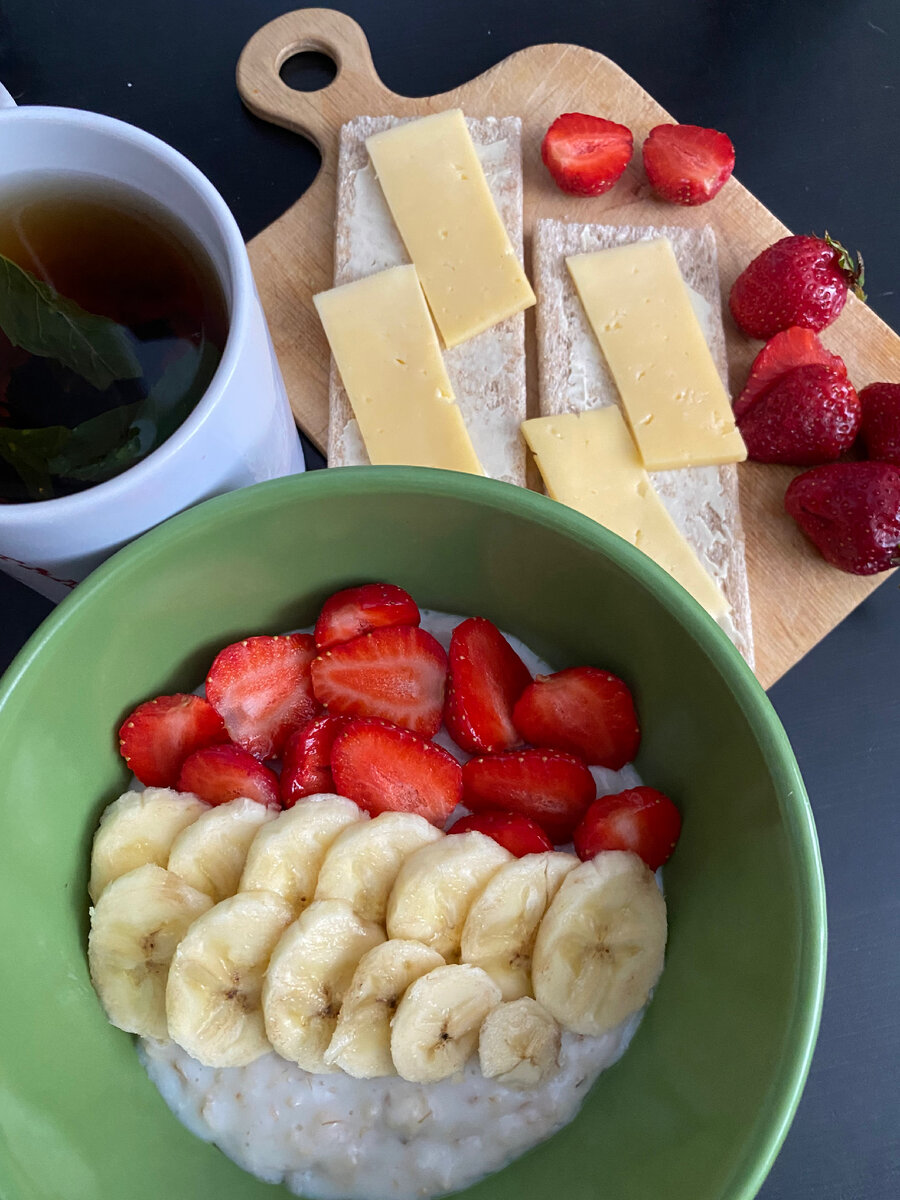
left=0, top=82, right=16, bottom=108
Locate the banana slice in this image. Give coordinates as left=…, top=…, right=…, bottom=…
left=324, top=939, right=445, bottom=1078
left=390, top=963, right=501, bottom=1083
left=89, top=788, right=208, bottom=902
left=262, top=899, right=384, bottom=1072
left=460, top=851, right=577, bottom=1000
left=386, top=832, right=512, bottom=962
left=88, top=863, right=213, bottom=1039
left=478, top=997, right=561, bottom=1089
left=167, top=796, right=276, bottom=903
left=532, top=851, right=667, bottom=1036
left=314, top=811, right=443, bottom=924
left=166, top=889, right=294, bottom=1067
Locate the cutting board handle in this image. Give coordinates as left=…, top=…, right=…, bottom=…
left=236, top=8, right=394, bottom=153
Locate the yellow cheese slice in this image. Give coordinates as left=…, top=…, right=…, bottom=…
left=314, top=265, right=483, bottom=474
left=365, top=110, right=535, bottom=348
left=566, top=238, right=746, bottom=470
left=522, top=406, right=729, bottom=618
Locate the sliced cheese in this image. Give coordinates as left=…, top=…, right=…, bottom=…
left=314, top=265, right=483, bottom=474
left=522, top=406, right=729, bottom=618
left=365, top=110, right=535, bottom=348
left=566, top=238, right=746, bottom=470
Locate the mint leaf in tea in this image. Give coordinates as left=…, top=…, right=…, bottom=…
left=0, top=175, right=227, bottom=503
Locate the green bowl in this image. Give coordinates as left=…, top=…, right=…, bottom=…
left=0, top=468, right=825, bottom=1200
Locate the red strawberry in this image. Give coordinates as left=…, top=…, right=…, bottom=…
left=729, top=233, right=865, bottom=340
left=512, top=667, right=640, bottom=769
left=737, top=364, right=860, bottom=465
left=641, top=123, right=734, bottom=206
left=443, top=617, right=532, bottom=754
left=331, top=719, right=462, bottom=826
left=176, top=743, right=281, bottom=809
left=785, top=461, right=900, bottom=575
left=859, top=383, right=900, bottom=465
left=206, top=633, right=319, bottom=760
left=448, top=810, right=553, bottom=857
left=461, top=749, right=595, bottom=844
left=541, top=113, right=633, bottom=197
left=734, top=327, right=848, bottom=420
left=311, top=625, right=447, bottom=737
left=280, top=714, right=352, bottom=807
left=117, top=693, right=228, bottom=787
left=573, top=787, right=681, bottom=871
left=314, top=583, right=420, bottom=651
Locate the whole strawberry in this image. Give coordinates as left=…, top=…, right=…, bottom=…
left=785, top=461, right=900, bottom=575
left=730, top=234, right=865, bottom=340
left=859, top=383, right=900, bottom=465
left=733, top=327, right=847, bottom=420
left=737, top=363, right=860, bottom=465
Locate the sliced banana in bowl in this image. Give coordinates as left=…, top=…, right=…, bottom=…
left=88, top=863, right=213, bottom=1040
left=478, top=997, right=561, bottom=1089
left=262, top=898, right=385, bottom=1072
left=532, top=851, right=667, bottom=1037
left=167, top=796, right=276, bottom=903
left=166, top=888, right=295, bottom=1067
left=325, top=938, right=445, bottom=1078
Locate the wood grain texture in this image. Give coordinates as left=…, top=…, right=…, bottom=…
left=237, top=7, right=899, bottom=691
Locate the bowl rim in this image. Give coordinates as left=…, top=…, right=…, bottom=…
left=0, top=466, right=826, bottom=1200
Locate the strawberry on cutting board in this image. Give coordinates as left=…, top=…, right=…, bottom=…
left=730, top=234, right=865, bottom=340
left=573, top=787, right=681, bottom=871
left=448, top=810, right=554, bottom=857
left=444, top=617, right=531, bottom=754
left=177, top=743, right=281, bottom=809
left=280, top=714, right=352, bottom=807
left=512, top=666, right=640, bottom=770
left=859, top=383, right=900, bottom=465
left=461, top=748, right=595, bottom=844
left=737, top=364, right=860, bottom=465
left=733, top=327, right=848, bottom=421
left=205, top=633, right=319, bottom=760
left=311, top=624, right=448, bottom=737
left=118, top=693, right=228, bottom=787
left=642, top=123, right=735, bottom=206
left=541, top=113, right=633, bottom=196
left=331, top=719, right=462, bottom=826
left=314, top=583, right=420, bottom=651
left=785, top=461, right=900, bottom=575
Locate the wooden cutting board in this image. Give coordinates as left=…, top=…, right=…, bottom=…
left=237, top=7, right=898, bottom=691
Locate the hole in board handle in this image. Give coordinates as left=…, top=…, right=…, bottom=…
left=279, top=51, right=338, bottom=93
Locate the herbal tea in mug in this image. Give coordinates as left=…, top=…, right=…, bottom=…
left=0, top=174, right=228, bottom=503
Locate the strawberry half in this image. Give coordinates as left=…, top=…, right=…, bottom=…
left=206, top=633, right=319, bottom=760
left=314, top=583, right=420, bottom=651
left=117, top=693, right=228, bottom=787
left=512, top=666, right=640, bottom=770
left=729, top=233, right=865, bottom=341
left=311, top=625, right=448, bottom=737
left=461, top=749, right=595, bottom=844
left=642, top=124, right=735, bottom=206
left=859, top=383, right=900, bottom=466
left=448, top=810, right=553, bottom=857
left=443, top=617, right=532, bottom=754
left=573, top=787, right=682, bottom=871
left=785, top=461, right=900, bottom=575
left=331, top=719, right=462, bottom=826
left=177, top=743, right=281, bottom=809
left=734, top=327, right=848, bottom=421
left=737, top=364, right=860, bottom=465
left=280, top=714, right=352, bottom=807
left=541, top=113, right=633, bottom=197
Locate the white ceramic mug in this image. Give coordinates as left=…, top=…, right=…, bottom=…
left=0, top=90, right=305, bottom=601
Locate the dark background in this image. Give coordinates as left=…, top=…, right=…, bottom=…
left=1, top=1, right=898, bottom=1197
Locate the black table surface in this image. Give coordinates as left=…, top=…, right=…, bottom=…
left=1, top=2, right=898, bottom=1197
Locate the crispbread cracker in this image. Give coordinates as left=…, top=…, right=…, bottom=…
left=328, top=116, right=527, bottom=485
left=534, top=219, right=754, bottom=665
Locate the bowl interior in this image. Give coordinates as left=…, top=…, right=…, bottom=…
left=0, top=468, right=824, bottom=1200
